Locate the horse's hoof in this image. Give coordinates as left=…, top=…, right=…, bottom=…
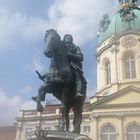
left=32, top=96, right=37, bottom=101
left=37, top=103, right=43, bottom=112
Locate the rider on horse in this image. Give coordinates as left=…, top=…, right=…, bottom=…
left=32, top=32, right=86, bottom=110
left=63, top=34, right=86, bottom=98
left=32, top=29, right=87, bottom=133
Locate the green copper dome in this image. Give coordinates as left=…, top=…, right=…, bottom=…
left=98, top=7, right=140, bottom=44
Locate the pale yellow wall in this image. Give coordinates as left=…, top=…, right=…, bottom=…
left=96, top=34, right=140, bottom=96
left=105, top=91, right=140, bottom=105
left=89, top=85, right=140, bottom=140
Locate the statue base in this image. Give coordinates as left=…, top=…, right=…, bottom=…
left=30, top=130, right=91, bottom=140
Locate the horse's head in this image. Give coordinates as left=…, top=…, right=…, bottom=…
left=44, top=29, right=61, bottom=58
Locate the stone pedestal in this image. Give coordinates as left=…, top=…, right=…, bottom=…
left=30, top=130, right=91, bottom=140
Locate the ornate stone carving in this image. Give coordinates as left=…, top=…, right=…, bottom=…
left=116, top=112, right=124, bottom=119
left=110, top=44, right=119, bottom=53
left=92, top=113, right=99, bottom=119
left=120, top=9, right=136, bottom=22
left=121, top=35, right=137, bottom=48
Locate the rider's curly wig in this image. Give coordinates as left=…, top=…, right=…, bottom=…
left=63, top=34, right=73, bottom=43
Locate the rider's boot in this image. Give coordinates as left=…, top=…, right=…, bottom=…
left=75, top=81, right=83, bottom=98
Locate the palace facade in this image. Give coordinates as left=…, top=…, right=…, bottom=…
left=89, top=1, right=140, bottom=140
left=15, top=103, right=91, bottom=140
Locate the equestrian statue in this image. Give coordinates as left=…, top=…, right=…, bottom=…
left=32, top=29, right=87, bottom=134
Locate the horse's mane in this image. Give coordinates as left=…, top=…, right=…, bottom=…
left=44, top=29, right=61, bottom=42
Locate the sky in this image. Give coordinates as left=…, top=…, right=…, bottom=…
left=0, top=0, right=139, bottom=126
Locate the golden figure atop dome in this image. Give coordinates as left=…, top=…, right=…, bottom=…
left=119, top=0, right=137, bottom=9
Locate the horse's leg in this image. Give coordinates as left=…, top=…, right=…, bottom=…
left=73, top=102, right=83, bottom=134
left=65, top=104, right=71, bottom=132
left=59, top=87, right=69, bottom=131
left=60, top=101, right=66, bottom=131
left=34, top=84, right=49, bottom=112
left=36, top=85, right=44, bottom=112
left=58, top=92, right=66, bottom=131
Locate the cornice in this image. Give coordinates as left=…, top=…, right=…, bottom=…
left=89, top=102, right=140, bottom=110
left=96, top=31, right=140, bottom=57
left=16, top=115, right=60, bottom=122
left=96, top=44, right=112, bottom=58
left=96, top=80, right=140, bottom=95
left=92, top=110, right=140, bottom=118
left=109, top=31, right=140, bottom=45
left=15, top=113, right=90, bottom=123
left=89, top=86, right=140, bottom=109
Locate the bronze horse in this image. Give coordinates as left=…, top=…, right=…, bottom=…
left=34, top=29, right=86, bottom=134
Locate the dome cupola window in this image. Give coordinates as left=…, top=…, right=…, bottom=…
left=125, top=55, right=136, bottom=79
left=105, top=62, right=111, bottom=85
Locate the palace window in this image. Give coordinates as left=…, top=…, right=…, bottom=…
left=105, top=62, right=111, bottom=85
left=127, top=123, right=140, bottom=140
left=83, top=126, right=90, bottom=133
left=125, top=56, right=136, bottom=79
left=25, top=128, right=33, bottom=139
left=44, top=127, right=51, bottom=130
left=101, top=125, right=116, bottom=140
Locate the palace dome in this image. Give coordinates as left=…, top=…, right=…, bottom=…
left=98, top=7, right=140, bottom=44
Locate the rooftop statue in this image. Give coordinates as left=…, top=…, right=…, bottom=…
left=99, top=14, right=110, bottom=32
left=119, top=0, right=138, bottom=8
left=119, top=0, right=137, bottom=5
left=32, top=29, right=87, bottom=134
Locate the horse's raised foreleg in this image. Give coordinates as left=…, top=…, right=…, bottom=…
left=32, top=84, right=51, bottom=112
left=37, top=85, right=47, bottom=112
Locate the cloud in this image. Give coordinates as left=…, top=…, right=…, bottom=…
left=20, top=100, right=36, bottom=110
left=0, top=0, right=117, bottom=48
left=0, top=6, right=49, bottom=49
left=48, top=0, right=117, bottom=45
left=32, top=56, right=45, bottom=72
left=0, top=88, right=36, bottom=126
left=0, top=88, right=22, bottom=126
left=19, top=85, right=33, bottom=94
left=23, top=51, right=45, bottom=73
left=0, top=0, right=118, bottom=49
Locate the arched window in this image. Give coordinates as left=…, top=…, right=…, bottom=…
left=127, top=123, right=140, bottom=140
left=101, top=125, right=117, bottom=140
left=105, top=62, right=111, bottom=85
left=125, top=56, right=136, bottom=79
